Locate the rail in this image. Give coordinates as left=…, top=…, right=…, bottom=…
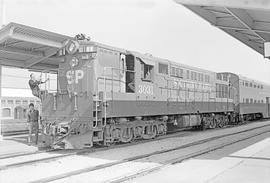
left=12, top=120, right=270, bottom=183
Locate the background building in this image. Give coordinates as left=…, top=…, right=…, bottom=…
left=1, top=96, right=41, bottom=120
left=1, top=66, right=56, bottom=133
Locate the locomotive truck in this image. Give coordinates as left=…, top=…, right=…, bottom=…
left=40, top=37, right=270, bottom=149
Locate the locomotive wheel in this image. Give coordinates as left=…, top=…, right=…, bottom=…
left=151, top=126, right=157, bottom=138
left=134, top=126, right=143, bottom=139
left=224, top=116, right=229, bottom=126
left=200, top=117, right=206, bottom=131
left=111, top=128, right=121, bottom=142
left=158, top=124, right=166, bottom=135
left=218, top=116, right=228, bottom=128
left=120, top=127, right=133, bottom=143
left=142, top=125, right=157, bottom=140
left=209, top=118, right=217, bottom=129
left=217, top=118, right=225, bottom=128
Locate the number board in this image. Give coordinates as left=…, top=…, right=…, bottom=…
left=138, top=84, right=154, bottom=95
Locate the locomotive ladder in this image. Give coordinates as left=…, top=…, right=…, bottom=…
left=92, top=91, right=104, bottom=142
left=93, top=66, right=126, bottom=143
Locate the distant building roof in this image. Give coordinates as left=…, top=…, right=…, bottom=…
left=1, top=88, right=36, bottom=98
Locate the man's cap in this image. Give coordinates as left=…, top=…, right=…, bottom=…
left=29, top=103, right=34, bottom=107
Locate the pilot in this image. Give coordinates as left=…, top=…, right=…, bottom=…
left=29, top=73, right=49, bottom=99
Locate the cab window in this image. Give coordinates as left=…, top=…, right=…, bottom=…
left=158, top=63, right=168, bottom=75
left=140, top=60, right=153, bottom=81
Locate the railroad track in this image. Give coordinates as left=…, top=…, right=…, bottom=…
left=109, top=126, right=270, bottom=183
left=0, top=130, right=192, bottom=170
left=2, top=130, right=29, bottom=136
left=1, top=120, right=270, bottom=183
left=0, top=118, right=264, bottom=169
left=0, top=118, right=265, bottom=162
left=20, top=121, right=270, bottom=183
left=3, top=117, right=269, bottom=137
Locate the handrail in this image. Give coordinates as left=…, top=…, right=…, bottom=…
left=97, top=67, right=136, bottom=127
left=103, top=67, right=107, bottom=127
left=95, top=67, right=136, bottom=128
left=94, top=78, right=99, bottom=129
left=97, top=68, right=135, bottom=94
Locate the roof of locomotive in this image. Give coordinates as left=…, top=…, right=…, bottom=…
left=91, top=41, right=216, bottom=75
left=66, top=40, right=270, bottom=86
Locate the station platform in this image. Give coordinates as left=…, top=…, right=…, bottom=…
left=130, top=137, right=270, bottom=183
left=0, top=135, right=38, bottom=158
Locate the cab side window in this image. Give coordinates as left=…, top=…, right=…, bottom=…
left=141, top=60, right=153, bottom=81
left=158, top=63, right=168, bottom=75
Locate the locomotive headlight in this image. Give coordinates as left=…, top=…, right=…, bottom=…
left=70, top=57, right=79, bottom=67
left=65, top=40, right=79, bottom=55
left=68, top=43, right=75, bottom=52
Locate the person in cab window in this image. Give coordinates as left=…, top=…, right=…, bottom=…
left=29, top=73, right=49, bottom=99
left=145, top=70, right=151, bottom=80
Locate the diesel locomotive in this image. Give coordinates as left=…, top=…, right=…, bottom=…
left=40, top=37, right=270, bottom=149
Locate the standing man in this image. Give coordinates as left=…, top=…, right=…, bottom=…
left=27, top=103, right=39, bottom=145
left=28, top=73, right=49, bottom=99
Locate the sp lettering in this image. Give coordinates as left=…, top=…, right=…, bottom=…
left=66, top=70, right=84, bottom=84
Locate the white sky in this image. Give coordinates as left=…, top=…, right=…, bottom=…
left=1, top=0, right=270, bottom=96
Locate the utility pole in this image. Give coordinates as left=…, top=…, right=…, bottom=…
left=0, top=0, right=5, bottom=140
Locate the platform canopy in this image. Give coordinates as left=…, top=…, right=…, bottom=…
left=0, top=22, right=72, bottom=72
left=175, top=0, right=270, bottom=58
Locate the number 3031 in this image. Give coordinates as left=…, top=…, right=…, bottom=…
left=138, top=85, right=153, bottom=95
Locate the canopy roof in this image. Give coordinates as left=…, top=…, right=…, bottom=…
left=0, top=22, right=72, bottom=72
left=175, top=0, right=270, bottom=57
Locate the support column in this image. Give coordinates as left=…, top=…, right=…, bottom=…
left=0, top=0, right=5, bottom=140
left=0, top=66, right=2, bottom=140
left=264, top=42, right=270, bottom=58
